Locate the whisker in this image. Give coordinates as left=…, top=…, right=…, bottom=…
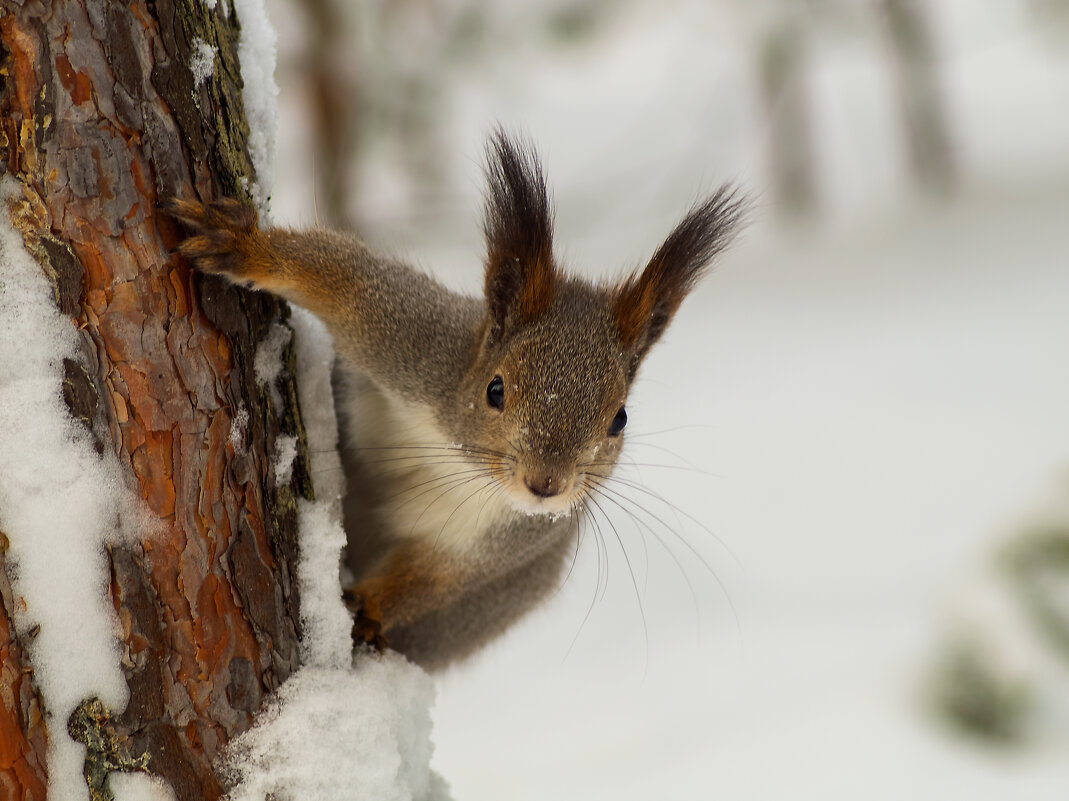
left=618, top=439, right=706, bottom=471
left=586, top=504, right=611, bottom=603
left=585, top=474, right=743, bottom=651
left=433, top=471, right=506, bottom=551
left=561, top=500, right=605, bottom=666
left=589, top=472, right=742, bottom=570
left=341, top=443, right=515, bottom=469
left=583, top=478, right=701, bottom=641
left=369, top=459, right=499, bottom=482
left=384, top=474, right=496, bottom=537
left=590, top=457, right=713, bottom=478
left=557, top=498, right=586, bottom=593
left=382, top=467, right=495, bottom=505
left=314, top=455, right=496, bottom=478
left=586, top=493, right=649, bottom=680
left=359, top=452, right=502, bottom=468
left=474, top=480, right=509, bottom=547
left=404, top=469, right=505, bottom=537
left=625, top=423, right=717, bottom=439
left=345, top=442, right=506, bottom=455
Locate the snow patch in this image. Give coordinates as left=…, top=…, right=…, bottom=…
left=294, top=498, right=351, bottom=668
left=190, top=37, right=217, bottom=87
left=288, top=308, right=341, bottom=493
left=253, top=321, right=291, bottom=410
left=224, top=653, right=451, bottom=801
left=232, top=0, right=278, bottom=213
left=110, top=772, right=178, bottom=801
left=0, top=177, right=134, bottom=801
left=273, top=434, right=298, bottom=484
left=287, top=308, right=352, bottom=668
left=229, top=402, right=249, bottom=452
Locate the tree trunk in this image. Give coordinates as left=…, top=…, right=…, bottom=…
left=1, top=2, right=310, bottom=798
left=758, top=11, right=819, bottom=217
left=294, top=0, right=364, bottom=229
left=881, top=0, right=957, bottom=196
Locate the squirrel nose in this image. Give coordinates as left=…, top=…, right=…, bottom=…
left=524, top=473, right=563, bottom=499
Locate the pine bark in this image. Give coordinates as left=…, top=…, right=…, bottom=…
left=1, top=2, right=310, bottom=799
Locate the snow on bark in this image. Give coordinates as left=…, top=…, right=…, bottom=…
left=232, top=0, right=280, bottom=214
left=0, top=177, right=135, bottom=801
left=1, top=1, right=308, bottom=797
left=224, top=652, right=451, bottom=801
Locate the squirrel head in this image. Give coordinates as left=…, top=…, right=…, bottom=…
left=454, top=130, right=747, bottom=515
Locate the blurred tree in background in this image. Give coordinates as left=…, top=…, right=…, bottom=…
left=880, top=0, right=957, bottom=196
left=1029, top=0, right=1069, bottom=38
left=752, top=0, right=956, bottom=215
left=755, top=1, right=820, bottom=215
left=276, top=0, right=626, bottom=228
left=274, top=0, right=960, bottom=225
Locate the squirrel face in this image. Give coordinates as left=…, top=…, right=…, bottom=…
left=457, top=281, right=629, bottom=514
left=445, top=132, right=747, bottom=516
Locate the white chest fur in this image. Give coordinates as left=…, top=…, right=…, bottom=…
left=340, top=376, right=517, bottom=554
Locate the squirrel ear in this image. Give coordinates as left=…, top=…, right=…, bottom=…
left=483, top=130, right=557, bottom=340
left=612, top=186, right=748, bottom=369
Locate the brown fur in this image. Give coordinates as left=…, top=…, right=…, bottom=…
left=169, top=198, right=270, bottom=282
left=351, top=540, right=454, bottom=627
left=483, top=131, right=558, bottom=338
left=169, top=132, right=746, bottom=670
left=612, top=187, right=748, bottom=370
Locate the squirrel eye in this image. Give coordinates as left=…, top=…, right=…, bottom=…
left=608, top=406, right=627, bottom=436
left=486, top=375, right=505, bottom=410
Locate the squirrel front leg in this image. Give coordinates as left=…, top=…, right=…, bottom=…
left=168, top=198, right=365, bottom=329
left=169, top=198, right=481, bottom=400
left=343, top=541, right=468, bottom=647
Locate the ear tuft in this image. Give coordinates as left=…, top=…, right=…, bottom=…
left=613, top=186, right=749, bottom=360
left=483, top=129, right=557, bottom=338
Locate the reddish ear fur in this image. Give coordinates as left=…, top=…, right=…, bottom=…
left=483, top=130, right=557, bottom=339
left=613, top=187, right=748, bottom=362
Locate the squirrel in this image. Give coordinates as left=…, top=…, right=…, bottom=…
left=169, top=131, right=747, bottom=670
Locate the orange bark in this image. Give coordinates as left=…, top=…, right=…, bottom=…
left=1, top=1, right=310, bottom=797
left=0, top=550, right=48, bottom=801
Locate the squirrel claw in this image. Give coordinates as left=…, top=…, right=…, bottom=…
left=343, top=589, right=389, bottom=652
left=165, top=197, right=258, bottom=234
left=165, top=197, right=261, bottom=280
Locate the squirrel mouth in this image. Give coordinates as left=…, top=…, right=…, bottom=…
left=503, top=471, right=577, bottom=516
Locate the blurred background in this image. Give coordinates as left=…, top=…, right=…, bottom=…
left=263, top=0, right=1069, bottom=798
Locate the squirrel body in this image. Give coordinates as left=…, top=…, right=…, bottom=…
left=172, top=132, right=746, bottom=669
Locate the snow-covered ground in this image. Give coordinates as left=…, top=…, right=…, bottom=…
left=266, top=1, right=1069, bottom=798
left=428, top=187, right=1069, bottom=800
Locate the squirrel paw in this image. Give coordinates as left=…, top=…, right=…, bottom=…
left=342, top=588, right=389, bottom=653
left=166, top=197, right=263, bottom=284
